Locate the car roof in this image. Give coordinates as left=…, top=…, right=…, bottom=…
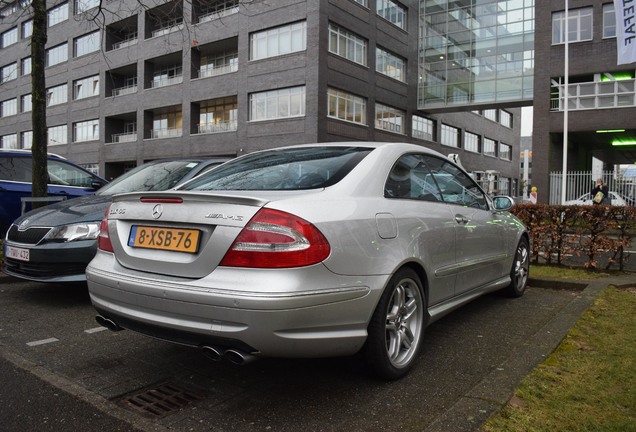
left=0, top=148, right=66, bottom=159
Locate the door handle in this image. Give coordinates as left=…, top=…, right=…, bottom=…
left=455, top=214, right=469, bottom=224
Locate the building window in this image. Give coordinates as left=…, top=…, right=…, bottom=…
left=151, top=110, right=182, bottom=139
left=46, top=83, right=68, bottom=106
left=198, top=0, right=239, bottom=23
left=48, top=124, right=68, bottom=145
left=464, top=131, right=480, bottom=153
left=1, top=27, right=18, bottom=48
left=0, top=134, right=18, bottom=149
left=483, top=109, right=497, bottom=121
left=73, top=119, right=99, bottom=142
left=21, top=94, right=31, bottom=112
left=412, top=115, right=433, bottom=141
left=352, top=0, right=368, bottom=6
left=552, top=7, right=593, bottom=44
left=21, top=131, right=32, bottom=149
left=21, top=20, right=33, bottom=38
left=603, top=3, right=616, bottom=38
left=327, top=88, right=367, bottom=125
left=151, top=64, right=183, bottom=88
left=198, top=96, right=238, bottom=134
left=74, top=75, right=99, bottom=99
left=440, top=124, right=458, bottom=148
left=1, top=63, right=17, bottom=83
left=48, top=2, right=68, bottom=27
left=74, top=31, right=100, bottom=57
left=376, top=46, right=405, bottom=82
left=199, top=50, right=238, bottom=78
left=484, top=138, right=496, bottom=157
left=1, top=3, right=18, bottom=18
left=250, top=21, right=306, bottom=61
left=499, top=143, right=512, bottom=161
left=249, top=86, right=306, bottom=121
left=499, top=110, right=512, bottom=128
left=75, top=0, right=99, bottom=14
left=21, top=57, right=31, bottom=75
left=1, top=98, right=17, bottom=117
left=46, top=43, right=68, bottom=67
left=375, top=103, right=404, bottom=134
left=376, top=0, right=406, bottom=30
left=328, top=23, right=367, bottom=66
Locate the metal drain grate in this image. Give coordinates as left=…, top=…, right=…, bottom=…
left=119, top=382, right=205, bottom=418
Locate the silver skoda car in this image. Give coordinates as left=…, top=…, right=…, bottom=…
left=86, top=142, right=529, bottom=379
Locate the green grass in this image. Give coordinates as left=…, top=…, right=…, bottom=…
left=482, top=284, right=636, bottom=432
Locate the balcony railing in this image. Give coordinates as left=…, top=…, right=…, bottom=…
left=198, top=6, right=239, bottom=24
left=111, top=84, right=137, bottom=96
left=197, top=63, right=238, bottom=79
left=151, top=75, right=182, bottom=88
left=151, top=23, right=183, bottom=38
left=550, top=79, right=636, bottom=111
left=111, top=38, right=137, bottom=51
left=151, top=127, right=182, bottom=139
left=111, top=132, right=137, bottom=143
left=197, top=120, right=237, bottom=134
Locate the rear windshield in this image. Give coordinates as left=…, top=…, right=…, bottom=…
left=97, top=160, right=202, bottom=195
left=180, top=147, right=371, bottom=191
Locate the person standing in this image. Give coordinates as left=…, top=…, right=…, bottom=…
left=591, top=179, right=609, bottom=205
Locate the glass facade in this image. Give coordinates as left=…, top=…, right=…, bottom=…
left=419, top=0, right=535, bottom=109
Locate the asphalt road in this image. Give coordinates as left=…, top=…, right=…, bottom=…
left=0, top=273, right=632, bottom=432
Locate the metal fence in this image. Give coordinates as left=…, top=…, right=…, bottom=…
left=549, top=170, right=636, bottom=205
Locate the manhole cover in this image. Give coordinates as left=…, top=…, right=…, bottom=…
left=119, top=382, right=206, bottom=418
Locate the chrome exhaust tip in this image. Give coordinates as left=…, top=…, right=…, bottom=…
left=95, top=315, right=123, bottom=332
left=200, top=345, right=224, bottom=362
left=224, top=349, right=257, bottom=365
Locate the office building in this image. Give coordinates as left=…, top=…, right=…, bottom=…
left=1, top=0, right=521, bottom=194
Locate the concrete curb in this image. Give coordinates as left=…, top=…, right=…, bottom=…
left=423, top=273, right=636, bottom=432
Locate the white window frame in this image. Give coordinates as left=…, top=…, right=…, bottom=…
left=327, top=88, right=367, bottom=126
left=603, top=3, right=616, bottom=39
left=440, top=124, right=459, bottom=148
left=249, top=86, right=306, bottom=121
left=46, top=83, right=68, bottom=106
left=250, top=21, right=307, bottom=61
left=74, top=31, right=100, bottom=57
left=328, top=23, right=367, bottom=66
left=1, top=27, right=18, bottom=48
left=464, top=131, right=480, bottom=153
left=46, top=43, right=68, bottom=67
left=47, top=2, right=69, bottom=27
left=376, top=0, right=406, bottom=30
left=552, top=7, right=593, bottom=44
left=375, top=103, right=405, bottom=134
left=412, top=115, right=433, bottom=141
left=376, top=46, right=405, bottom=82
left=1, top=98, right=17, bottom=117
left=48, top=124, right=68, bottom=145
left=73, top=119, right=99, bottom=142
left=73, top=75, right=100, bottom=99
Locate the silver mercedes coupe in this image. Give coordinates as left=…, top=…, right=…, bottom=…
left=86, top=142, right=529, bottom=379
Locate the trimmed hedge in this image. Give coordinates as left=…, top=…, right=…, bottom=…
left=511, top=204, right=636, bottom=271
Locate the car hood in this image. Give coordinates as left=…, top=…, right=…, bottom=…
left=12, top=194, right=113, bottom=228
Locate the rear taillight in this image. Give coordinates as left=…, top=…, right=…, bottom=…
left=220, top=208, right=330, bottom=268
left=97, top=207, right=114, bottom=252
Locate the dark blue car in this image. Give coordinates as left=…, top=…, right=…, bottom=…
left=0, top=149, right=107, bottom=236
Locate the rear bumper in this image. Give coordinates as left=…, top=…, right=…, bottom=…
left=86, top=253, right=387, bottom=358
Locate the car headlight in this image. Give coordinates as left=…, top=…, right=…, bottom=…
left=45, top=223, right=100, bottom=242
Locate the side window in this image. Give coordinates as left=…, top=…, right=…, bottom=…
left=0, top=157, right=32, bottom=182
left=423, top=156, right=489, bottom=210
left=385, top=154, right=442, bottom=202
left=47, top=159, right=95, bottom=187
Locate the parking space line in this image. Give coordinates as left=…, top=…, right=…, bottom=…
left=26, top=338, right=59, bottom=347
left=84, top=326, right=108, bottom=334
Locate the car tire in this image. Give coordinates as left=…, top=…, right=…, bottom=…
left=505, top=237, right=529, bottom=298
left=362, top=268, right=426, bottom=380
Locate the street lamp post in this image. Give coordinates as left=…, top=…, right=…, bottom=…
left=561, top=0, right=569, bottom=204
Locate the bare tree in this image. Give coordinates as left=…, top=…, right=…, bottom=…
left=30, top=0, right=48, bottom=203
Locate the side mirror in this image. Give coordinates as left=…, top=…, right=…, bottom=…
left=492, top=195, right=514, bottom=211
left=91, top=179, right=107, bottom=190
